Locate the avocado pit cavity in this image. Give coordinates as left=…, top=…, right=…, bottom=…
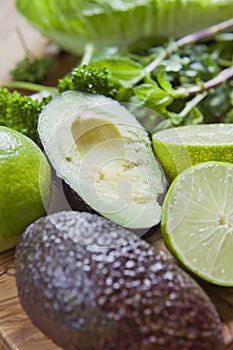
left=70, top=116, right=151, bottom=206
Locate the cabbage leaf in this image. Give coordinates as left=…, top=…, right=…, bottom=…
left=16, top=0, right=233, bottom=55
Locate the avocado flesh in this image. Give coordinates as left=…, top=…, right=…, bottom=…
left=38, top=91, right=166, bottom=229
left=15, top=211, right=224, bottom=350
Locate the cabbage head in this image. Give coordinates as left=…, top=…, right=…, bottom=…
left=17, top=0, right=233, bottom=55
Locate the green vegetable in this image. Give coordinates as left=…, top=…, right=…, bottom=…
left=10, top=55, right=54, bottom=83
left=57, top=59, right=145, bottom=101
left=0, top=88, right=52, bottom=144
left=3, top=20, right=233, bottom=137
left=58, top=64, right=118, bottom=98
left=16, top=0, right=233, bottom=55
left=56, top=22, right=233, bottom=131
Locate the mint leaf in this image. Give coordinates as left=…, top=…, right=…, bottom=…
left=90, top=57, right=144, bottom=88
left=156, top=65, right=176, bottom=95
left=134, top=83, right=168, bottom=102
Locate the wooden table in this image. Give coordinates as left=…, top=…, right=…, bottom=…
left=0, top=1, right=233, bottom=349
left=0, top=250, right=61, bottom=350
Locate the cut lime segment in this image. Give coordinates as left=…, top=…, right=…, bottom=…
left=161, top=161, right=233, bottom=286
left=152, top=124, right=233, bottom=181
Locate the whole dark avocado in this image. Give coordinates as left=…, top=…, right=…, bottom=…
left=15, top=211, right=224, bottom=350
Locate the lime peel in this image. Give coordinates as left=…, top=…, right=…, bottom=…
left=153, top=124, right=233, bottom=181
left=0, top=126, right=51, bottom=252
left=161, top=161, right=233, bottom=286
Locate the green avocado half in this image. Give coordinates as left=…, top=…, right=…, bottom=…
left=38, top=91, right=166, bottom=230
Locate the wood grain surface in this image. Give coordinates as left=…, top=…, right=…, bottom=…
left=0, top=1, right=233, bottom=350
left=0, top=250, right=61, bottom=350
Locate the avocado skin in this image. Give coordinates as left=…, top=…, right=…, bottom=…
left=62, top=180, right=95, bottom=213
left=15, top=211, right=224, bottom=350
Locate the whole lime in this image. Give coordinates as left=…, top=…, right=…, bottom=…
left=0, top=126, right=51, bottom=252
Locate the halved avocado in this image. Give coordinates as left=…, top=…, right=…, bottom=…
left=38, top=91, right=166, bottom=229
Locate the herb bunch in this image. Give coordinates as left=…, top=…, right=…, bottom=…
left=57, top=19, right=233, bottom=132
left=0, top=88, right=51, bottom=143
left=2, top=19, right=233, bottom=139
left=11, top=55, right=54, bottom=83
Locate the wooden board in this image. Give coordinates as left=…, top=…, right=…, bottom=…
left=0, top=250, right=61, bottom=350
left=0, top=235, right=233, bottom=350
left=0, top=1, right=233, bottom=349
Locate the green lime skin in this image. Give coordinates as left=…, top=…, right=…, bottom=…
left=153, top=124, right=233, bottom=182
left=0, top=126, right=51, bottom=252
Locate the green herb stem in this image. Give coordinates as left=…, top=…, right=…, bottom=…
left=179, top=92, right=207, bottom=118
left=145, top=18, right=233, bottom=74
left=186, top=66, right=233, bottom=96
left=80, top=44, right=95, bottom=65
left=2, top=81, right=58, bottom=94
left=15, top=27, right=32, bottom=59
left=144, top=48, right=169, bottom=74
left=176, top=18, right=233, bottom=47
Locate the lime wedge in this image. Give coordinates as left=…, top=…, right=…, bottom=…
left=161, top=161, right=233, bottom=286
left=152, top=124, right=233, bottom=181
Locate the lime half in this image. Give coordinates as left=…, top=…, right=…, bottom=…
left=161, top=161, right=233, bottom=286
left=152, top=123, right=233, bottom=181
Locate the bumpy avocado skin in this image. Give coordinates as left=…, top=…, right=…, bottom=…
left=15, top=211, right=224, bottom=350
left=62, top=180, right=95, bottom=213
